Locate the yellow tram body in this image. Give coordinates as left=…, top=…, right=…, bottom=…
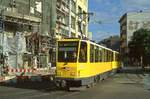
left=56, top=38, right=120, bottom=87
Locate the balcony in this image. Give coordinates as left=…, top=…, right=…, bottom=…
left=3, top=10, right=41, bottom=23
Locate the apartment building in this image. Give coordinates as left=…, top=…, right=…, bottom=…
left=119, top=11, right=150, bottom=65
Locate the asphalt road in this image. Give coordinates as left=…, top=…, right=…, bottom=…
left=0, top=73, right=150, bottom=99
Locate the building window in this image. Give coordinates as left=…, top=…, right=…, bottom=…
left=65, top=16, right=69, bottom=26
left=71, top=16, right=75, bottom=29
left=71, top=0, right=76, bottom=14
left=78, top=6, right=82, bottom=19
left=61, top=28, right=69, bottom=36
left=78, top=21, right=81, bottom=32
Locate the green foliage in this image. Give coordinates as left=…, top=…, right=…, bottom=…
left=129, top=28, right=150, bottom=65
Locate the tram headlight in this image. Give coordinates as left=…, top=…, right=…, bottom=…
left=70, top=72, right=76, bottom=76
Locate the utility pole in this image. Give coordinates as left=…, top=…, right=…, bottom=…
left=77, top=12, right=93, bottom=39
left=15, top=32, right=20, bottom=69
left=49, top=0, right=57, bottom=66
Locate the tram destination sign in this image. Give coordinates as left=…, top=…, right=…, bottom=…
left=58, top=47, right=77, bottom=51
left=58, top=41, right=78, bottom=47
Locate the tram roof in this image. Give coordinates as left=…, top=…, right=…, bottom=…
left=80, top=39, right=113, bottom=51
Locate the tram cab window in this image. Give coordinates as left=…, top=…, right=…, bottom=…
left=79, top=42, right=87, bottom=62
left=58, top=41, right=78, bottom=62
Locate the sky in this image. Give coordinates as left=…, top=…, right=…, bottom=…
left=88, top=0, right=150, bottom=42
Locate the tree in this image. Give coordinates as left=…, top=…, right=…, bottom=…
left=129, top=28, right=150, bottom=68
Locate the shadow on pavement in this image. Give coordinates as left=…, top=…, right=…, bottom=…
left=0, top=78, right=60, bottom=92
left=1, top=66, right=149, bottom=92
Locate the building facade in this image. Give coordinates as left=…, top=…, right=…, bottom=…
left=0, top=0, right=89, bottom=75
left=119, top=11, right=150, bottom=65
left=55, top=0, right=89, bottom=39
left=0, top=0, right=41, bottom=33
left=0, top=0, right=50, bottom=75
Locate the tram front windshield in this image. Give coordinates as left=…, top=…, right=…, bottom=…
left=58, top=41, right=79, bottom=62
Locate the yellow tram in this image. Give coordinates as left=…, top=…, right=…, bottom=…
left=56, top=38, right=120, bottom=88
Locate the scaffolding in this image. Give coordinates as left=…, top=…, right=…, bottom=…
left=0, top=0, right=5, bottom=76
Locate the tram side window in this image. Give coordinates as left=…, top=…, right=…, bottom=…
left=110, top=51, right=112, bottom=62
left=102, top=49, right=105, bottom=62
left=111, top=52, right=113, bottom=61
left=105, top=50, right=107, bottom=62
left=115, top=53, right=119, bottom=61
left=115, top=53, right=116, bottom=61
left=104, top=49, right=106, bottom=62
left=79, top=42, right=87, bottom=62
left=106, top=50, right=108, bottom=62
left=108, top=51, right=110, bottom=62
left=113, top=52, right=115, bottom=61
left=108, top=51, right=111, bottom=62
left=99, top=48, right=103, bottom=62
left=114, top=53, right=116, bottom=61
left=90, top=44, right=95, bottom=62
left=95, top=46, right=99, bottom=62
left=106, top=50, right=109, bottom=62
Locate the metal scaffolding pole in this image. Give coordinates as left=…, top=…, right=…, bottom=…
left=0, top=0, right=5, bottom=76
left=69, top=0, right=72, bottom=37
